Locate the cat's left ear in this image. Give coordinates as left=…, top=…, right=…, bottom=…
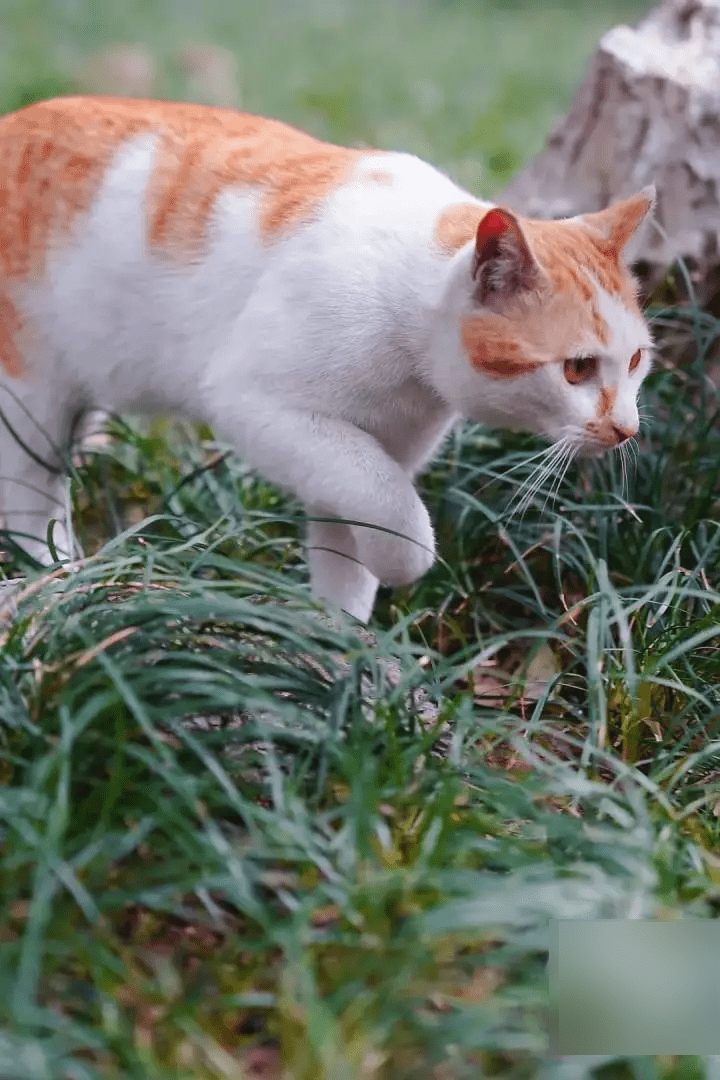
left=472, top=207, right=545, bottom=308
left=582, top=186, right=656, bottom=255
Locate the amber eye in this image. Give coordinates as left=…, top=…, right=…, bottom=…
left=629, top=348, right=643, bottom=373
left=564, top=355, right=599, bottom=385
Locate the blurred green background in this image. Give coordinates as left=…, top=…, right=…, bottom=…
left=2, top=0, right=649, bottom=195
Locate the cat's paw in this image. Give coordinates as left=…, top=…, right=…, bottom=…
left=353, top=496, right=435, bottom=586
left=307, top=519, right=379, bottom=623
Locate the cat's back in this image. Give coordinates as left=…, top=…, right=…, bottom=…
left=0, top=95, right=367, bottom=271
left=0, top=95, right=473, bottom=269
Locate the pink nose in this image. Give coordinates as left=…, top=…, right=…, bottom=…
left=612, top=424, right=636, bottom=445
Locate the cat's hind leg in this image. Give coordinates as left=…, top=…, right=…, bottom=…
left=0, top=378, right=77, bottom=565
left=306, top=514, right=379, bottom=623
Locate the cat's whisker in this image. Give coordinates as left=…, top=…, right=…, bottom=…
left=558, top=440, right=578, bottom=488
left=507, top=464, right=553, bottom=520
left=500, top=441, right=563, bottom=483
left=618, top=443, right=628, bottom=497
left=537, top=441, right=569, bottom=506
left=508, top=438, right=572, bottom=520
left=543, top=441, right=577, bottom=514
left=631, top=446, right=640, bottom=478
left=535, top=456, right=573, bottom=516
left=628, top=438, right=639, bottom=466
left=504, top=442, right=564, bottom=513
left=540, top=450, right=569, bottom=516
left=477, top=440, right=562, bottom=499
left=509, top=440, right=566, bottom=504
left=622, top=436, right=637, bottom=471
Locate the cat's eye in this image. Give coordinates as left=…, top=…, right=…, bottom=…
left=564, top=355, right=598, bottom=385
left=629, top=348, right=643, bottom=373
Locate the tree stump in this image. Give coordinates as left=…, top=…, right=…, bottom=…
left=501, top=0, right=720, bottom=306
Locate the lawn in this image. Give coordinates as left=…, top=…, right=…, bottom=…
left=3, top=1, right=720, bottom=1078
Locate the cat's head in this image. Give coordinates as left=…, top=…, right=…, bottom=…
left=432, top=189, right=655, bottom=455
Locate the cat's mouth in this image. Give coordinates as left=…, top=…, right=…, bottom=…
left=545, top=432, right=611, bottom=459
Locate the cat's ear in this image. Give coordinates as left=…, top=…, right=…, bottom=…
left=472, top=208, right=544, bottom=308
left=582, top=186, right=656, bottom=254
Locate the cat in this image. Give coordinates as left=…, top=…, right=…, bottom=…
left=0, top=96, right=654, bottom=622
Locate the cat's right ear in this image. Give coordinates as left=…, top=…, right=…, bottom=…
left=472, top=208, right=544, bottom=309
left=581, top=187, right=656, bottom=255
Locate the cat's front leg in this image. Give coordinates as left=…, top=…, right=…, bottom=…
left=212, top=400, right=435, bottom=613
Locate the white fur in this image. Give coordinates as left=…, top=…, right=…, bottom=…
left=0, top=132, right=651, bottom=621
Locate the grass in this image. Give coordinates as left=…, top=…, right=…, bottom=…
left=3, top=0, right=720, bottom=1077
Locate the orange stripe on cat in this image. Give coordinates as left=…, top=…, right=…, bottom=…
left=0, top=97, right=375, bottom=274
left=460, top=316, right=542, bottom=379
left=0, top=98, right=149, bottom=280
left=0, top=292, right=25, bottom=378
left=597, top=386, right=617, bottom=417
left=259, top=148, right=363, bottom=238
left=135, top=99, right=367, bottom=252
left=433, top=203, right=484, bottom=255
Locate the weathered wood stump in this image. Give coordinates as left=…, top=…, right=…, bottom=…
left=501, top=0, right=720, bottom=306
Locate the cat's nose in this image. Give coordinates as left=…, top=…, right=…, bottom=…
left=611, top=423, right=637, bottom=445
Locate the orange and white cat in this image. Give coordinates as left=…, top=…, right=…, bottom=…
left=0, top=96, right=653, bottom=621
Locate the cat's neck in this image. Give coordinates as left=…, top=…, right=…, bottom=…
left=375, top=238, right=466, bottom=387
